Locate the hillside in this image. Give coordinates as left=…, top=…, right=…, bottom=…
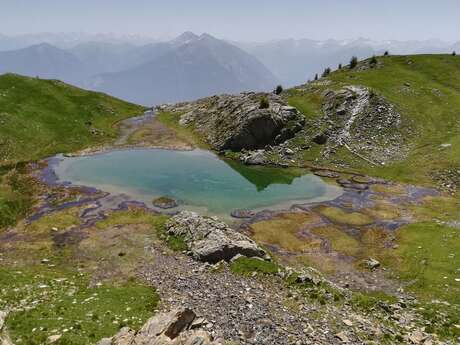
left=159, top=54, right=460, bottom=191
left=286, top=54, right=460, bottom=188
left=0, top=73, right=143, bottom=228
left=0, top=73, right=143, bottom=165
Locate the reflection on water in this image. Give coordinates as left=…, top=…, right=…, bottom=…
left=54, top=149, right=342, bottom=214
left=224, top=159, right=304, bottom=191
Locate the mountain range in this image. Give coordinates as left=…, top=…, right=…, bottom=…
left=0, top=32, right=278, bottom=105
left=0, top=32, right=458, bottom=104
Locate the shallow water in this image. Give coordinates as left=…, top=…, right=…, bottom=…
left=53, top=149, right=342, bottom=215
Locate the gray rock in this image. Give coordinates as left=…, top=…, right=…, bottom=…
left=177, top=93, right=305, bottom=151
left=313, top=170, right=340, bottom=179
left=365, top=258, right=381, bottom=270
left=47, top=334, right=62, bottom=344
left=166, top=211, right=267, bottom=263
left=97, top=308, right=219, bottom=345
left=230, top=209, right=256, bottom=219
left=295, top=267, right=324, bottom=286
left=439, top=143, right=452, bottom=149
left=0, top=311, right=6, bottom=331
left=0, top=311, right=12, bottom=345
left=241, top=150, right=266, bottom=165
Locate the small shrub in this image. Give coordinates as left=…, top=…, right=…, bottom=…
left=350, top=56, right=358, bottom=69
left=166, top=234, right=188, bottom=251
left=230, top=257, right=279, bottom=276
left=338, top=63, right=342, bottom=70
left=370, top=55, right=378, bottom=65
left=314, top=73, right=318, bottom=81
left=259, top=96, right=270, bottom=109
left=453, top=51, right=457, bottom=56
left=274, top=85, right=283, bottom=95
left=384, top=50, right=389, bottom=56
left=321, top=67, right=331, bottom=77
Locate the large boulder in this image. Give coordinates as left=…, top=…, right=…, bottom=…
left=174, top=93, right=305, bottom=151
left=97, top=308, right=220, bottom=345
left=166, top=211, right=267, bottom=263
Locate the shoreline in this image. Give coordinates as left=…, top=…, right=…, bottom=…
left=38, top=148, right=345, bottom=223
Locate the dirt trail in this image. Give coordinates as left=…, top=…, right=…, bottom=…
left=114, top=110, right=156, bottom=146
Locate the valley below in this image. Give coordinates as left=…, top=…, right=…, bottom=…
left=1, top=55, right=460, bottom=345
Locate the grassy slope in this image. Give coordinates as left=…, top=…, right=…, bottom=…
left=0, top=73, right=143, bottom=228
left=287, top=54, right=460, bottom=186
left=0, top=73, right=143, bottom=164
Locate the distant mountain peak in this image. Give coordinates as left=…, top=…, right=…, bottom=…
left=28, top=42, right=58, bottom=50
left=199, top=33, right=216, bottom=40
left=174, top=32, right=200, bottom=44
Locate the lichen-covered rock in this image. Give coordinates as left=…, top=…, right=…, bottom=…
left=166, top=211, right=267, bottom=263
left=97, top=308, right=220, bottom=345
left=165, top=92, right=305, bottom=151
left=152, top=196, right=178, bottom=209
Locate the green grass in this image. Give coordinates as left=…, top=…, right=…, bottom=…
left=387, top=222, right=460, bottom=304
left=250, top=213, right=322, bottom=252
left=156, top=111, right=209, bottom=149
left=351, top=291, right=398, bottom=311
left=95, top=209, right=188, bottom=250
left=286, top=89, right=323, bottom=119
left=0, top=268, right=158, bottom=345
left=96, top=210, right=187, bottom=252
left=316, top=206, right=374, bottom=226
left=408, top=195, right=460, bottom=222
left=230, top=257, right=280, bottom=276
left=310, top=226, right=361, bottom=257
left=0, top=73, right=143, bottom=165
left=95, top=209, right=168, bottom=230
left=0, top=168, right=38, bottom=229
left=155, top=222, right=188, bottom=252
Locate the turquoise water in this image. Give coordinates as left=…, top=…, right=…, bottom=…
left=54, top=149, right=342, bottom=214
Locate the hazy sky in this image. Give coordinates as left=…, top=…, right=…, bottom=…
left=1, top=0, right=459, bottom=42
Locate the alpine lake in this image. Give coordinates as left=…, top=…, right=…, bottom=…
left=53, top=148, right=342, bottom=217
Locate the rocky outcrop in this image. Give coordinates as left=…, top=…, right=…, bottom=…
left=164, top=92, right=305, bottom=151
left=315, top=85, right=408, bottom=165
left=166, top=211, right=267, bottom=263
left=97, top=308, right=221, bottom=345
